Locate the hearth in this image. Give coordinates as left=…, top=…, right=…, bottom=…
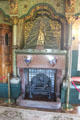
left=25, top=68, right=56, bottom=100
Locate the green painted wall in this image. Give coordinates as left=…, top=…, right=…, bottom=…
left=0, top=1, right=10, bottom=24
left=18, top=0, right=65, bottom=17
left=0, top=1, right=9, bottom=16
left=72, top=50, right=80, bottom=76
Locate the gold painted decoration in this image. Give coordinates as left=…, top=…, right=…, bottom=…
left=10, top=0, right=18, bottom=15
left=50, top=20, right=61, bottom=49
left=65, top=0, right=75, bottom=13
left=11, top=16, right=19, bottom=25
left=23, top=5, right=58, bottom=23
left=66, top=14, right=76, bottom=24
left=24, top=21, right=34, bottom=46
left=65, top=0, right=76, bottom=24
left=24, top=16, right=61, bottom=49
left=37, top=21, right=45, bottom=46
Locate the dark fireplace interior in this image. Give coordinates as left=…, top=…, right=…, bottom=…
left=24, top=68, right=56, bottom=101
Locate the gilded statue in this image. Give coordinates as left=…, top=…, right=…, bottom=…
left=37, top=21, right=45, bottom=46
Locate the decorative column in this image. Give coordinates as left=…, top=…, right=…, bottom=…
left=63, top=0, right=76, bottom=110
left=66, top=21, right=72, bottom=109
left=12, top=17, right=18, bottom=76
left=9, top=0, right=18, bottom=76
left=65, top=16, right=75, bottom=109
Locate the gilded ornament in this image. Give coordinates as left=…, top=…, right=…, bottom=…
left=11, top=17, right=19, bottom=25
left=19, top=19, right=24, bottom=24
left=24, top=21, right=33, bottom=44
left=10, top=0, right=18, bottom=15
left=65, top=0, right=75, bottom=13
left=37, top=22, right=45, bottom=46
left=65, top=14, right=76, bottom=24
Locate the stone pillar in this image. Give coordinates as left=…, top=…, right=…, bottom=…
left=12, top=17, right=18, bottom=76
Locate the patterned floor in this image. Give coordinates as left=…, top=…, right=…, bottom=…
left=0, top=106, right=80, bottom=120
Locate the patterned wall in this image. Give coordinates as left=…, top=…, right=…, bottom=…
left=0, top=1, right=80, bottom=18
left=18, top=0, right=65, bottom=17
left=0, top=1, right=10, bottom=24
left=0, top=1, right=9, bottom=15
left=75, top=0, right=80, bottom=14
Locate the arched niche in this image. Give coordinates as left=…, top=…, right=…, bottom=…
left=20, top=4, right=67, bottom=50
left=24, top=16, right=62, bottom=49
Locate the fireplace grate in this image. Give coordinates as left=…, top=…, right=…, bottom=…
left=26, top=68, right=56, bottom=100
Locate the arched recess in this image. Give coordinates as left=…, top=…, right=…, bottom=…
left=20, top=3, right=67, bottom=50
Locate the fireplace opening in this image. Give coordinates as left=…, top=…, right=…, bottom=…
left=24, top=68, right=56, bottom=101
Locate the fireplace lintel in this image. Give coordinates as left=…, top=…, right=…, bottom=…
left=15, top=49, right=67, bottom=55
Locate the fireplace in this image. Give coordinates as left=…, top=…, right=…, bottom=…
left=11, top=4, right=68, bottom=109
left=15, top=49, right=66, bottom=102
